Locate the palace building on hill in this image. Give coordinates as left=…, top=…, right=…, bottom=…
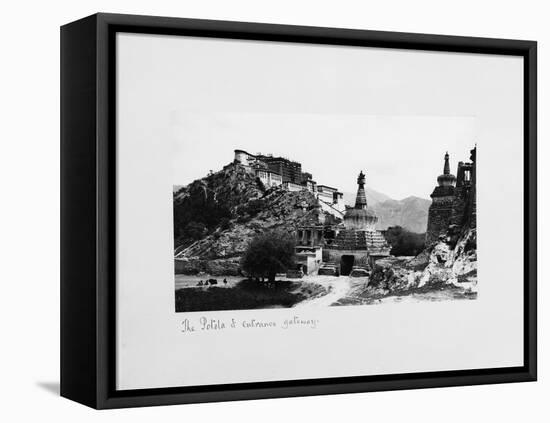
left=231, top=149, right=345, bottom=217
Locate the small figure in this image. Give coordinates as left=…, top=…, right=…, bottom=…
left=204, top=280, right=209, bottom=286
left=223, top=278, right=228, bottom=285
left=197, top=280, right=203, bottom=286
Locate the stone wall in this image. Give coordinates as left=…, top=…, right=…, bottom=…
left=324, top=248, right=393, bottom=272
left=426, top=197, right=454, bottom=244
left=426, top=147, right=476, bottom=246
left=323, top=249, right=370, bottom=270
left=449, top=186, right=468, bottom=227
left=447, top=184, right=476, bottom=246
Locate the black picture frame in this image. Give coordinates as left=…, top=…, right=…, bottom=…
left=60, top=12, right=537, bottom=409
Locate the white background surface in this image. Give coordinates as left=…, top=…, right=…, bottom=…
left=0, top=0, right=547, bottom=421
left=116, top=34, right=523, bottom=390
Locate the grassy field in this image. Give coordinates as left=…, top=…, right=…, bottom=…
left=175, top=279, right=314, bottom=312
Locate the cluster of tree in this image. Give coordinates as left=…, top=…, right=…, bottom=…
left=173, top=188, right=231, bottom=248
left=384, top=226, right=426, bottom=257
left=240, top=231, right=296, bottom=283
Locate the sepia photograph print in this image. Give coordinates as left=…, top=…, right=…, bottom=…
left=173, top=117, right=477, bottom=312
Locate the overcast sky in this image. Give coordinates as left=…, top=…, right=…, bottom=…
left=117, top=33, right=521, bottom=200
left=171, top=112, right=475, bottom=199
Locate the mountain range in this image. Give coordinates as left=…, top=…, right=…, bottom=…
left=343, top=188, right=430, bottom=234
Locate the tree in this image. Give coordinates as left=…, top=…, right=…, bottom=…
left=183, top=221, right=208, bottom=241
left=240, top=231, right=296, bottom=283
left=173, top=186, right=231, bottom=247
left=384, top=226, right=425, bottom=256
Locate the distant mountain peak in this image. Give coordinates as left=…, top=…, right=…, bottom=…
left=342, top=186, right=391, bottom=206
left=399, top=195, right=429, bottom=203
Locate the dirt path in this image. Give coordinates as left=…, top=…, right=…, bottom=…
left=293, top=276, right=358, bottom=307
left=175, top=274, right=370, bottom=308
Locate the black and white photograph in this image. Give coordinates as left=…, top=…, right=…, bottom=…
left=173, top=134, right=477, bottom=312
left=110, top=27, right=529, bottom=395
left=0, top=0, right=545, bottom=418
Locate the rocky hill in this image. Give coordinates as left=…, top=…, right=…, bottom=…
left=362, top=225, right=477, bottom=303
left=174, top=164, right=335, bottom=274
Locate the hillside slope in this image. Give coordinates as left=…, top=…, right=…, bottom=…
left=174, top=164, right=333, bottom=273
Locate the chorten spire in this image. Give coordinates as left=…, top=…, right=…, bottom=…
left=354, top=171, right=368, bottom=210
left=437, top=152, right=456, bottom=187
left=443, top=151, right=450, bottom=175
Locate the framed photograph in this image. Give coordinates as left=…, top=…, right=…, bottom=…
left=61, top=13, right=537, bottom=409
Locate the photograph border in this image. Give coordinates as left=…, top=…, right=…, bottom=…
left=60, top=12, right=537, bottom=409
